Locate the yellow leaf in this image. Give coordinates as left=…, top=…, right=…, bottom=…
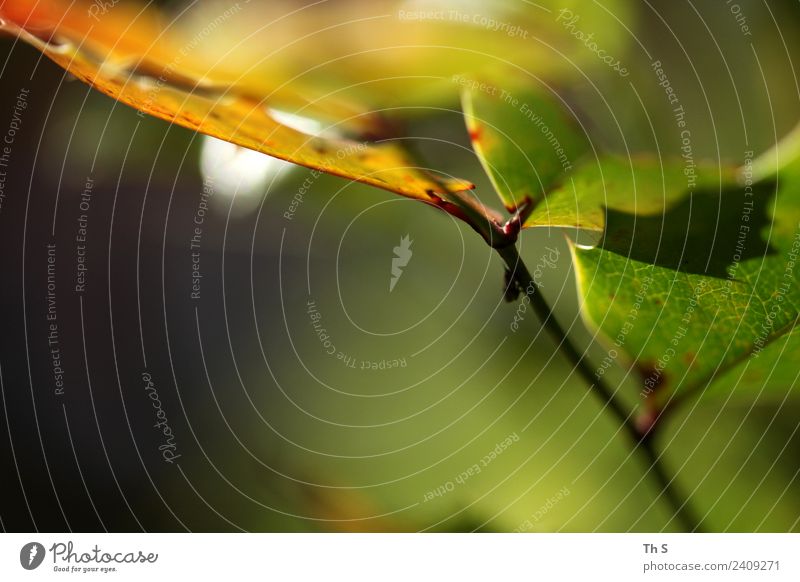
left=0, top=0, right=473, bottom=204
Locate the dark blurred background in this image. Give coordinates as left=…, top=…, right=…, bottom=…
left=1, top=0, right=799, bottom=532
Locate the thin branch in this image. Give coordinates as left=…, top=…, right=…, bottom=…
left=497, top=243, right=703, bottom=532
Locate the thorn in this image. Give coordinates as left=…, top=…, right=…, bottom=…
left=501, top=196, right=534, bottom=238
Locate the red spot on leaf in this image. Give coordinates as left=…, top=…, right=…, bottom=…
left=469, top=125, right=483, bottom=142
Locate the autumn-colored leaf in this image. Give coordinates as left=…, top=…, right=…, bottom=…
left=0, top=0, right=472, bottom=206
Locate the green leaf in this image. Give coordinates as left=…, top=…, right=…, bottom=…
left=524, top=156, right=735, bottom=244
left=573, top=160, right=799, bottom=410
left=462, top=78, right=591, bottom=212
left=465, top=80, right=800, bottom=410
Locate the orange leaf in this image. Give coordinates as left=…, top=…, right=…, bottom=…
left=0, top=0, right=473, bottom=204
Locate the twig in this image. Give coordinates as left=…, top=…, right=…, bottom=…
left=497, top=243, right=702, bottom=532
